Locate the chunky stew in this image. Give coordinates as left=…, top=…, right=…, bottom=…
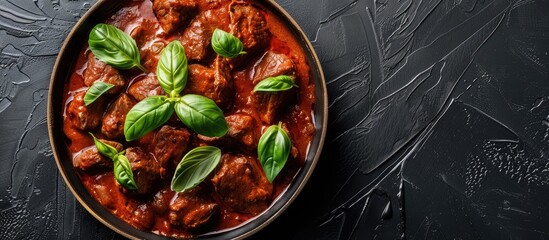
left=62, top=0, right=315, bottom=237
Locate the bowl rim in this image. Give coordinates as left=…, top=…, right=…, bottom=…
left=47, top=0, right=328, bottom=239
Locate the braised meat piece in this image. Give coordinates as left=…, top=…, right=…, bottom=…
left=211, top=154, right=272, bottom=214
left=253, top=89, right=294, bottom=124
left=84, top=53, right=126, bottom=94
left=252, top=51, right=296, bottom=123
left=128, top=74, right=166, bottom=101
left=73, top=139, right=122, bottom=171
left=252, top=51, right=295, bottom=84
left=152, top=189, right=170, bottom=214
left=169, top=186, right=219, bottom=229
left=181, top=8, right=230, bottom=61
left=223, top=114, right=258, bottom=147
left=151, top=125, right=191, bottom=178
left=185, top=58, right=233, bottom=109
left=128, top=204, right=155, bottom=230
left=130, top=19, right=167, bottom=70
left=230, top=4, right=270, bottom=54
left=279, top=122, right=300, bottom=159
left=125, top=147, right=160, bottom=195
left=101, top=94, right=136, bottom=139
left=152, top=0, right=197, bottom=34
left=66, top=91, right=106, bottom=131
left=198, top=114, right=258, bottom=148
left=90, top=183, right=116, bottom=210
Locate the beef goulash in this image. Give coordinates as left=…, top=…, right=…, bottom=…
left=62, top=0, right=316, bottom=237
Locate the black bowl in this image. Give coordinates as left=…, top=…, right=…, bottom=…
left=48, top=0, right=327, bottom=239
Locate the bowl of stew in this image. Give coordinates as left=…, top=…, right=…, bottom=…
left=48, top=0, right=327, bottom=239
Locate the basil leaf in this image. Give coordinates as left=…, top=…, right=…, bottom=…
left=124, top=96, right=174, bottom=141
left=175, top=94, right=228, bottom=137
left=90, top=133, right=119, bottom=159
left=257, top=122, right=291, bottom=182
left=157, top=40, right=188, bottom=97
left=113, top=155, right=138, bottom=190
left=253, top=75, right=296, bottom=92
left=88, top=23, right=146, bottom=71
left=211, top=28, right=245, bottom=58
left=84, top=82, right=114, bottom=106
left=171, top=146, right=221, bottom=192
left=90, top=133, right=136, bottom=190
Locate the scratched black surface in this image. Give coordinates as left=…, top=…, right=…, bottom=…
left=1, top=0, right=549, bottom=239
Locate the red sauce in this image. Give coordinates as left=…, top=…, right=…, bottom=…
left=62, top=0, right=316, bottom=237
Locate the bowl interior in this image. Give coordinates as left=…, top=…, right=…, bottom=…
left=48, top=0, right=327, bottom=239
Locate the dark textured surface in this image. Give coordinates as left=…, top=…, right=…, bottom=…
left=1, top=0, right=549, bottom=239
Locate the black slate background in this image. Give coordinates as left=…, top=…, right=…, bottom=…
left=1, top=0, right=549, bottom=239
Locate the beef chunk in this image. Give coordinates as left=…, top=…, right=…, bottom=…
left=198, top=114, right=258, bottom=148
left=279, top=122, right=299, bottom=159
left=66, top=91, right=106, bottom=131
left=152, top=0, right=197, bottom=34
left=252, top=51, right=296, bottom=123
left=151, top=125, right=191, bottom=178
left=152, top=189, right=170, bottom=214
left=84, top=53, right=126, bottom=94
left=125, top=147, right=160, bottom=195
left=128, top=204, right=155, bottom=230
left=128, top=74, right=166, bottom=101
left=90, top=184, right=116, bottom=209
left=130, top=19, right=167, bottom=70
left=230, top=4, right=270, bottom=54
left=73, top=140, right=122, bottom=171
left=211, top=154, right=272, bottom=214
left=101, top=94, right=136, bottom=139
left=185, top=58, right=233, bottom=109
left=181, top=8, right=230, bottom=61
left=252, top=51, right=295, bottom=84
left=169, top=186, right=219, bottom=229
left=255, top=89, right=293, bottom=124
left=223, top=114, right=258, bottom=147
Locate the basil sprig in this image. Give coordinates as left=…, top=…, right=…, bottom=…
left=175, top=95, right=228, bottom=137
left=257, top=122, right=292, bottom=182
left=91, top=133, right=119, bottom=159
left=124, top=96, right=174, bottom=141
left=171, top=146, right=222, bottom=192
left=254, top=75, right=297, bottom=92
left=157, top=41, right=188, bottom=97
left=124, top=40, right=228, bottom=141
left=88, top=23, right=146, bottom=72
left=113, top=155, right=138, bottom=190
left=90, top=133, right=137, bottom=190
left=84, top=82, right=114, bottom=106
left=211, top=28, right=246, bottom=58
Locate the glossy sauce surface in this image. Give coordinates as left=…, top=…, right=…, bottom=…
left=62, top=0, right=315, bottom=237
